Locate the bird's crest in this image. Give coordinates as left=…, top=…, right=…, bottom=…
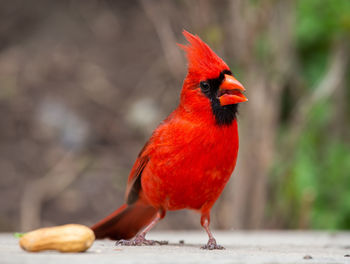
left=178, top=30, right=229, bottom=79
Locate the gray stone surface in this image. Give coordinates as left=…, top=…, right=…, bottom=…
left=1, top=231, right=350, bottom=264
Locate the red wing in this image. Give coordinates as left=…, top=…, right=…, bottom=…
left=125, top=141, right=151, bottom=204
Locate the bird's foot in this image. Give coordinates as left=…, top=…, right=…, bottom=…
left=201, top=238, right=225, bottom=250
left=116, top=235, right=168, bottom=246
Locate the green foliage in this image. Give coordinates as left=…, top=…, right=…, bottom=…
left=271, top=0, right=350, bottom=230
left=297, top=0, right=350, bottom=45
left=274, top=100, right=350, bottom=229
left=296, top=102, right=350, bottom=229
left=13, top=233, right=25, bottom=238
left=297, top=0, right=350, bottom=86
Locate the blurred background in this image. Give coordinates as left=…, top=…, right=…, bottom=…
left=0, top=0, right=349, bottom=233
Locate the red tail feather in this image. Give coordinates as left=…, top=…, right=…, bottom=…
left=91, top=203, right=157, bottom=240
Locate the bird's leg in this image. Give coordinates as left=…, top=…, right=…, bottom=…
left=116, top=210, right=167, bottom=246
left=200, top=213, right=224, bottom=250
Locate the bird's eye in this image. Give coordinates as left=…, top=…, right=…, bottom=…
left=200, top=81, right=210, bottom=93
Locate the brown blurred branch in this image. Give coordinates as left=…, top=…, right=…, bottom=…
left=20, top=152, right=91, bottom=231
left=139, top=0, right=185, bottom=79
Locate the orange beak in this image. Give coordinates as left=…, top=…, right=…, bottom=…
left=218, top=74, right=247, bottom=106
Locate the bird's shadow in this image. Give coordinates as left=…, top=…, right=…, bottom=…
left=114, top=240, right=225, bottom=249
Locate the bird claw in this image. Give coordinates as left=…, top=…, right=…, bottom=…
left=116, top=235, right=168, bottom=246
left=201, top=238, right=225, bottom=250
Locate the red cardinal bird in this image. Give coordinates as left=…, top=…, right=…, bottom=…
left=91, top=30, right=247, bottom=250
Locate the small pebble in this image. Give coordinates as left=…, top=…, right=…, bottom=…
left=344, top=254, right=350, bottom=257
left=303, top=255, right=313, bottom=259
left=179, top=240, right=184, bottom=245
left=157, top=240, right=169, bottom=245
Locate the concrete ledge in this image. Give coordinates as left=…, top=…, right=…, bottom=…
left=1, top=231, right=350, bottom=263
